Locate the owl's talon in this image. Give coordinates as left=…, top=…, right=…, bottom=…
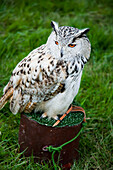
left=52, top=115, right=59, bottom=120
left=41, top=112, right=47, bottom=119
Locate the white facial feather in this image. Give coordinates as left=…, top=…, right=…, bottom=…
left=46, top=24, right=91, bottom=61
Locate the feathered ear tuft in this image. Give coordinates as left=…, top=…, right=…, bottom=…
left=51, top=21, right=59, bottom=34
left=75, top=28, right=90, bottom=38
left=80, top=28, right=90, bottom=34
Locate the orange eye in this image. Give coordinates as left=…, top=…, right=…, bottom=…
left=55, top=41, right=59, bottom=45
left=68, top=44, right=76, bottom=48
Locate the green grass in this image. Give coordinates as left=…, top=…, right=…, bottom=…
left=0, top=0, right=113, bottom=169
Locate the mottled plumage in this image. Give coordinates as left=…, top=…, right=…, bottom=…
left=0, top=21, right=91, bottom=120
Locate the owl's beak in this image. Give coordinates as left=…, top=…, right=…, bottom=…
left=61, top=47, right=63, bottom=57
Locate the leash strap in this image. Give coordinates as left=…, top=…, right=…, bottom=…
left=53, top=105, right=86, bottom=127
left=43, top=122, right=87, bottom=170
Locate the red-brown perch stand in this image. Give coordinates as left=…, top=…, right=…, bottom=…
left=18, top=105, right=85, bottom=169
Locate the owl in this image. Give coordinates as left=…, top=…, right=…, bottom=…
left=0, top=21, right=91, bottom=123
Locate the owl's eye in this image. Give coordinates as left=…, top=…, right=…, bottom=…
left=55, top=41, right=59, bottom=45
left=68, top=44, right=76, bottom=48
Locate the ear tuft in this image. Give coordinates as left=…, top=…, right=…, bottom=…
left=76, top=28, right=90, bottom=38
left=51, top=21, right=59, bottom=34
left=81, top=28, right=90, bottom=34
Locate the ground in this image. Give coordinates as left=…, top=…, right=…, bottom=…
left=0, top=0, right=113, bottom=169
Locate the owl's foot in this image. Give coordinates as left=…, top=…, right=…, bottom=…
left=52, top=115, right=58, bottom=120
left=41, top=112, right=47, bottom=118
left=41, top=113, right=58, bottom=120
left=53, top=106, right=73, bottom=127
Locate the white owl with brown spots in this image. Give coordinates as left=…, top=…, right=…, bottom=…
left=0, top=21, right=91, bottom=120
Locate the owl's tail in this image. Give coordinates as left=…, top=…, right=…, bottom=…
left=0, top=87, right=13, bottom=110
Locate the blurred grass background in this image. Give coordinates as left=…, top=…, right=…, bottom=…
left=0, top=0, right=113, bottom=169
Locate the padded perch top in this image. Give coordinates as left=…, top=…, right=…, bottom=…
left=24, top=104, right=84, bottom=127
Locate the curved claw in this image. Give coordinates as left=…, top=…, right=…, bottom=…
left=41, top=112, right=47, bottom=119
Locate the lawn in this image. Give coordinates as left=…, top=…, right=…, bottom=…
left=0, top=0, right=113, bottom=169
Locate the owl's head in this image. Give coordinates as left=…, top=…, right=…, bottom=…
left=46, top=21, right=91, bottom=61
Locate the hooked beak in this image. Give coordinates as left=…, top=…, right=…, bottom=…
left=61, top=47, right=63, bottom=57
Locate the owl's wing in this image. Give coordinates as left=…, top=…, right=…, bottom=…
left=2, top=46, right=80, bottom=114
left=2, top=50, right=69, bottom=114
